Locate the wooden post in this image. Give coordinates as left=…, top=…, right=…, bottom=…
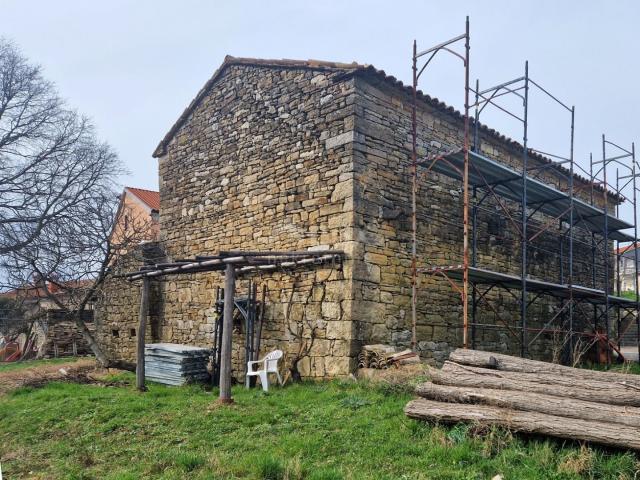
left=219, top=263, right=236, bottom=403
left=136, top=277, right=150, bottom=392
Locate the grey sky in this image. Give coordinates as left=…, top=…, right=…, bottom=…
left=3, top=1, right=639, bottom=224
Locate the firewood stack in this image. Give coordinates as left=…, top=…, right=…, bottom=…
left=405, top=349, right=640, bottom=451
left=40, top=322, right=94, bottom=358
left=358, top=345, right=420, bottom=369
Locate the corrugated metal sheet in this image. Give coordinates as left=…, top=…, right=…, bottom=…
left=144, top=343, right=210, bottom=386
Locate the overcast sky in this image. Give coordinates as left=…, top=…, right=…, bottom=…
left=3, top=1, right=639, bottom=222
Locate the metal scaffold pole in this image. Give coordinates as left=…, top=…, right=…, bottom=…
left=568, top=106, right=575, bottom=364
left=633, top=143, right=640, bottom=361
left=462, top=16, right=470, bottom=349
left=410, top=17, right=470, bottom=351
left=411, top=40, right=418, bottom=351
left=602, top=134, right=611, bottom=364
left=520, top=61, right=529, bottom=358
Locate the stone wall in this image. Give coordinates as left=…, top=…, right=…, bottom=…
left=157, top=63, right=358, bottom=377
left=94, top=243, right=164, bottom=361
left=349, top=73, right=614, bottom=364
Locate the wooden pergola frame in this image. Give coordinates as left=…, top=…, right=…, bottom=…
left=125, top=250, right=343, bottom=402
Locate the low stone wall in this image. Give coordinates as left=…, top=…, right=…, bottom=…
left=94, top=243, right=164, bottom=362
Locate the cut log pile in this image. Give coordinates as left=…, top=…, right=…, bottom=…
left=405, top=349, right=640, bottom=451
left=358, top=345, right=420, bottom=369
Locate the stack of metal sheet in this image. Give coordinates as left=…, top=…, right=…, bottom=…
left=144, top=343, right=210, bottom=386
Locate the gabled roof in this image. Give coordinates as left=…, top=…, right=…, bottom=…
left=152, top=56, right=617, bottom=200
left=125, top=187, right=160, bottom=211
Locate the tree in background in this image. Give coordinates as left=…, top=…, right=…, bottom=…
left=0, top=39, right=145, bottom=368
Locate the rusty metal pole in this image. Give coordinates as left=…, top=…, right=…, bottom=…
left=602, top=134, right=611, bottom=365
left=462, top=16, right=470, bottom=349
left=411, top=40, right=418, bottom=351
left=632, top=142, right=640, bottom=363
left=219, top=263, right=235, bottom=403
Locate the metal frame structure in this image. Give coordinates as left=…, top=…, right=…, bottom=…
left=411, top=19, right=640, bottom=363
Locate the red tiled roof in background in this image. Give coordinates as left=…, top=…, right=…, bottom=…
left=616, top=244, right=638, bottom=255
left=0, top=279, right=94, bottom=299
left=126, top=187, right=160, bottom=211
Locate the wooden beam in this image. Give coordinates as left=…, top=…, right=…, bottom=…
left=136, top=277, right=150, bottom=392
left=219, top=263, right=235, bottom=403
left=415, top=381, right=640, bottom=429
left=405, top=398, right=640, bottom=451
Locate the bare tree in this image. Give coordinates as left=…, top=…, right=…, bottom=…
left=0, top=39, right=146, bottom=368
left=0, top=39, right=119, bottom=256
left=2, top=189, right=155, bottom=368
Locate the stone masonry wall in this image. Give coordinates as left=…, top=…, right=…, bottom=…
left=157, top=64, right=358, bottom=378
left=95, top=243, right=164, bottom=362
left=350, top=73, right=614, bottom=364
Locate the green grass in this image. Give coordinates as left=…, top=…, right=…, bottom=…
left=0, top=356, right=87, bottom=372
left=620, top=291, right=639, bottom=301
left=1, top=373, right=639, bottom=479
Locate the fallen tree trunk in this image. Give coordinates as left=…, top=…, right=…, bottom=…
left=431, top=362, right=640, bottom=407
left=404, top=398, right=640, bottom=451
left=415, top=381, right=640, bottom=429
left=449, top=349, right=640, bottom=389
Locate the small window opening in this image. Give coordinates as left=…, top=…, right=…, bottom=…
left=112, top=329, right=120, bottom=338
left=130, top=328, right=136, bottom=337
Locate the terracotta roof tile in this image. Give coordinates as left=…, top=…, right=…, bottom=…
left=126, top=187, right=160, bottom=211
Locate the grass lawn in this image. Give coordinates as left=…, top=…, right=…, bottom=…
left=0, top=370, right=639, bottom=480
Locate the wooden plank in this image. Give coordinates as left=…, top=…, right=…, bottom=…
left=218, top=263, right=235, bottom=403
left=136, top=277, right=150, bottom=392
left=405, top=398, right=640, bottom=451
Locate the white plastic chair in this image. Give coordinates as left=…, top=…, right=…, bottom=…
left=246, top=349, right=284, bottom=392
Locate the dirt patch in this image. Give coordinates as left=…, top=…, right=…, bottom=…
left=0, top=359, right=127, bottom=394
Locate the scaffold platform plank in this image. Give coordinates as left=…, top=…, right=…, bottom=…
left=423, top=265, right=636, bottom=307
left=421, top=149, right=634, bottom=242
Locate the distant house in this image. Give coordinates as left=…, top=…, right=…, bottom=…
left=0, top=279, right=95, bottom=358
left=616, top=244, right=640, bottom=293
left=111, top=187, right=160, bottom=249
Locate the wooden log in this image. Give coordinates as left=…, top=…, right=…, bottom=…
left=449, top=348, right=640, bottom=388
left=218, top=263, right=235, bottom=403
left=404, top=398, right=640, bottom=451
left=432, top=362, right=640, bottom=407
left=416, top=381, right=640, bottom=429
left=136, top=277, right=150, bottom=392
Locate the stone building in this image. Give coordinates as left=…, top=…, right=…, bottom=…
left=96, top=57, right=620, bottom=377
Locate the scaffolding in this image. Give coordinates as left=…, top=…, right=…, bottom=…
left=411, top=17, right=640, bottom=364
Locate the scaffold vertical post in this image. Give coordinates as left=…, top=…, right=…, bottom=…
left=410, top=40, right=418, bottom=351
left=633, top=142, right=640, bottom=362
left=602, top=134, right=611, bottom=365
left=568, top=106, right=575, bottom=364
left=520, top=61, right=530, bottom=358
left=462, top=16, right=470, bottom=349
